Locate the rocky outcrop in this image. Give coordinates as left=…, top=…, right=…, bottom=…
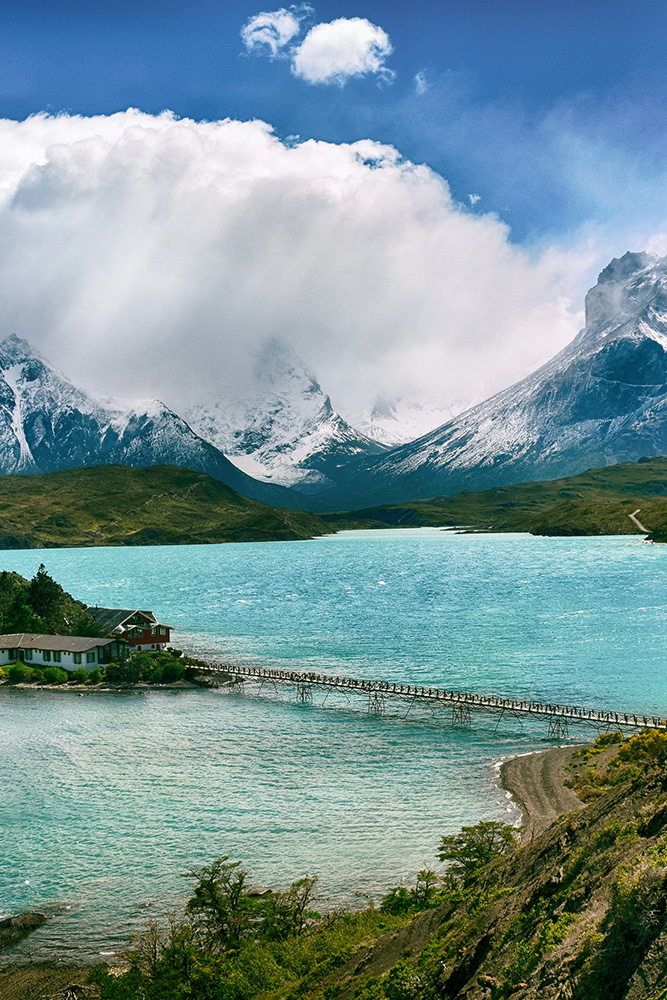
left=0, top=912, right=47, bottom=952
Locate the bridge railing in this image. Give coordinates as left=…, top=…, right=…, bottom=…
left=200, top=660, right=667, bottom=733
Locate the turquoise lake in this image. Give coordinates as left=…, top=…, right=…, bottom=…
left=1, top=529, right=666, bottom=962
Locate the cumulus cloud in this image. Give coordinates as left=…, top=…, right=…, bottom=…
left=291, top=17, right=394, bottom=85
left=241, top=5, right=311, bottom=58
left=0, top=111, right=590, bottom=417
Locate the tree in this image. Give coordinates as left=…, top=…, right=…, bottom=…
left=184, top=856, right=256, bottom=951
left=28, top=564, right=63, bottom=626
left=437, top=821, right=520, bottom=886
left=381, top=886, right=413, bottom=915
left=412, top=869, right=438, bottom=907
left=4, top=588, right=41, bottom=633
left=260, top=876, right=319, bottom=940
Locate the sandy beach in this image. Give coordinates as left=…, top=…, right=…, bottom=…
left=500, top=744, right=586, bottom=840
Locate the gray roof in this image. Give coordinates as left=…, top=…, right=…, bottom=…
left=85, top=607, right=158, bottom=631
left=0, top=634, right=125, bottom=652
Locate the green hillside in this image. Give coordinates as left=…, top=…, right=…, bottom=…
left=324, top=457, right=667, bottom=542
left=0, top=465, right=330, bottom=548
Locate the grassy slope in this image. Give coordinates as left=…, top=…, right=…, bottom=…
left=0, top=465, right=330, bottom=548
left=323, top=456, right=667, bottom=541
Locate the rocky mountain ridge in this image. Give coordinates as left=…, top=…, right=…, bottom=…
left=318, top=251, right=667, bottom=508
left=0, top=335, right=302, bottom=508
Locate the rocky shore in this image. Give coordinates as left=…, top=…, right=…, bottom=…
left=500, top=744, right=587, bottom=839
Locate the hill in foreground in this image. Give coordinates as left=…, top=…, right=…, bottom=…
left=9, top=730, right=667, bottom=999
left=324, top=456, right=667, bottom=542
left=0, top=465, right=329, bottom=548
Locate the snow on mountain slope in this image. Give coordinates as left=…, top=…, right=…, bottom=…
left=350, top=393, right=462, bottom=447
left=187, top=338, right=387, bottom=493
left=322, top=251, right=667, bottom=507
left=0, top=335, right=307, bottom=508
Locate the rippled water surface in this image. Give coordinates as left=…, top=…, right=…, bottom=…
left=1, top=529, right=665, bottom=961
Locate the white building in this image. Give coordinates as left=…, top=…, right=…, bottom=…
left=0, top=634, right=127, bottom=670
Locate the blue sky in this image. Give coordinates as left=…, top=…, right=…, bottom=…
left=2, top=0, right=666, bottom=244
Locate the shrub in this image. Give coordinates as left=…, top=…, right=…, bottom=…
left=31, top=669, right=45, bottom=683
left=0, top=666, right=5, bottom=679
left=69, top=668, right=90, bottom=684
left=151, top=660, right=185, bottom=684
left=7, top=662, right=34, bottom=683
left=42, top=666, right=68, bottom=684
left=88, top=667, right=105, bottom=684
left=381, top=887, right=413, bottom=915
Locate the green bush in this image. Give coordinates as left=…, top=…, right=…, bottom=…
left=42, top=666, right=68, bottom=684
left=7, top=662, right=34, bottom=683
left=69, top=668, right=90, bottom=684
left=151, top=660, right=185, bottom=684
left=31, top=669, right=45, bottom=683
left=88, top=667, right=105, bottom=684
left=381, top=887, right=413, bottom=915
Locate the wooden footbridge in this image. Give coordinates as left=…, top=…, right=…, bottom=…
left=203, top=662, right=666, bottom=738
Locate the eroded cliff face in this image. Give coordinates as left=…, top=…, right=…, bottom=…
left=330, top=737, right=667, bottom=1000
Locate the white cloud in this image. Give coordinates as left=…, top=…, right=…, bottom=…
left=291, top=17, right=394, bottom=86
left=468, top=193, right=481, bottom=206
left=241, top=5, right=310, bottom=58
left=0, top=111, right=592, bottom=417
left=414, top=71, right=429, bottom=96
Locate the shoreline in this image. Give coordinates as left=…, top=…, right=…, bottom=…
left=499, top=744, right=587, bottom=840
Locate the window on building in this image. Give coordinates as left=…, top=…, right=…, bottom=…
left=73, top=652, right=82, bottom=665
left=8, top=649, right=16, bottom=661
left=86, top=650, right=96, bottom=664
left=24, top=649, right=33, bottom=661
left=43, top=650, right=51, bottom=662
left=53, top=651, right=61, bottom=663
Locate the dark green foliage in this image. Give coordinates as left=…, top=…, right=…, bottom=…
left=0, top=565, right=102, bottom=637
left=88, top=667, right=105, bottom=684
left=184, top=856, right=256, bottom=951
left=260, top=876, right=319, bottom=941
left=380, top=870, right=440, bottom=915
left=104, top=650, right=190, bottom=686
left=69, top=668, right=90, bottom=684
left=380, top=887, right=413, bottom=915
left=28, top=564, right=63, bottom=624
left=41, top=666, right=68, bottom=684
left=437, top=821, right=520, bottom=886
left=7, top=662, right=33, bottom=683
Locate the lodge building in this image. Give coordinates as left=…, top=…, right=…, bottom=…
left=85, top=607, right=172, bottom=651
left=0, top=634, right=127, bottom=669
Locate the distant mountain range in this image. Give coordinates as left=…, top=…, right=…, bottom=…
left=1, top=250, right=667, bottom=511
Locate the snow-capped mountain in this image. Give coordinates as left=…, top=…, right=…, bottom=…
left=322, top=251, right=667, bottom=507
left=0, top=335, right=304, bottom=507
left=187, top=338, right=386, bottom=494
left=350, top=393, right=462, bottom=447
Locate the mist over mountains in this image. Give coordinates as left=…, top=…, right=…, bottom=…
left=0, top=251, right=666, bottom=513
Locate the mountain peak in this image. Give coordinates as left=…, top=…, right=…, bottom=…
left=0, top=333, right=40, bottom=366
left=253, top=337, right=320, bottom=393
left=597, top=251, right=661, bottom=285
left=582, top=249, right=667, bottom=338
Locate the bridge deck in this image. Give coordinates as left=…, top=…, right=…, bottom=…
left=203, top=662, right=666, bottom=734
